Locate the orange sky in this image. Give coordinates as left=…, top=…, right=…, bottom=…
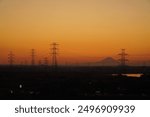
left=0, top=0, right=150, bottom=64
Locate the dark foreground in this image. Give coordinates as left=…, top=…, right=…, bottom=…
left=0, top=66, right=150, bottom=100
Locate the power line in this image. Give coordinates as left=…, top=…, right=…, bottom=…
left=51, top=42, right=59, bottom=68
left=44, top=57, right=48, bottom=66
left=118, top=49, right=128, bottom=66
left=31, top=49, right=35, bottom=66
left=8, top=51, right=14, bottom=66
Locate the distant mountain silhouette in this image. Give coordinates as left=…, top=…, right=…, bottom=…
left=83, top=57, right=119, bottom=66
left=95, top=57, right=119, bottom=66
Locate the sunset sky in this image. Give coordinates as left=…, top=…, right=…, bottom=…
left=0, top=0, right=150, bottom=64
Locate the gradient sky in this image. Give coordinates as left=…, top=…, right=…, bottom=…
left=0, top=0, right=150, bottom=64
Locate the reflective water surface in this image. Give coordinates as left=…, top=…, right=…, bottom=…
left=112, top=74, right=143, bottom=78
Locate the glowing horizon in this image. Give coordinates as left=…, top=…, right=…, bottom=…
left=0, top=0, right=150, bottom=64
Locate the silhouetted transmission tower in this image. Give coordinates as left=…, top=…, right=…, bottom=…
left=8, top=51, right=14, bottom=66
left=31, top=49, right=35, bottom=66
left=44, top=57, right=48, bottom=66
left=51, top=42, right=59, bottom=68
left=118, top=49, right=128, bottom=66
